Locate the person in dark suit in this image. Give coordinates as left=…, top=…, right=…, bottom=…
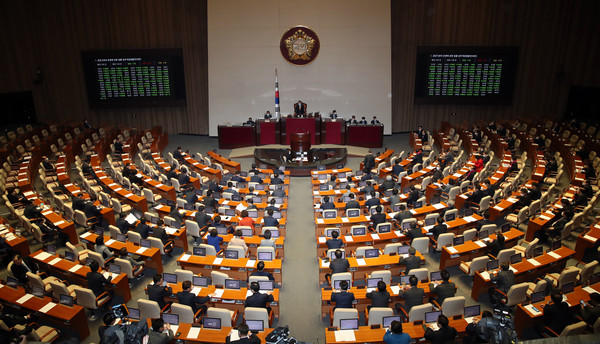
left=149, top=318, right=174, bottom=344
left=370, top=205, right=387, bottom=231
left=320, top=196, right=335, bottom=210
left=113, top=138, right=124, bottom=155
left=11, top=254, right=39, bottom=284
left=424, top=314, right=457, bottom=344
left=177, top=280, right=210, bottom=314
left=177, top=167, right=191, bottom=191
left=347, top=115, right=358, bottom=125
left=392, top=160, right=404, bottom=178
left=245, top=282, right=274, bottom=311
left=225, top=323, right=260, bottom=344
left=366, top=280, right=391, bottom=309
left=270, top=173, right=284, bottom=185
left=398, top=247, right=421, bottom=274
left=430, top=217, right=448, bottom=240
left=361, top=180, right=375, bottom=195
left=486, top=233, right=505, bottom=257
left=379, top=175, right=396, bottom=193
left=168, top=206, right=184, bottom=226
left=203, top=190, right=218, bottom=210
left=173, top=146, right=185, bottom=162
left=394, top=204, right=413, bottom=223
left=263, top=209, right=279, bottom=227
left=147, top=274, right=172, bottom=309
left=72, top=193, right=86, bottom=211
left=330, top=110, right=338, bottom=119
left=264, top=111, right=272, bottom=119
left=429, top=270, right=456, bottom=306
left=467, top=184, right=485, bottom=206
left=153, top=219, right=171, bottom=245
left=84, top=199, right=104, bottom=227
left=272, top=184, right=286, bottom=198
left=476, top=211, right=493, bottom=231
left=412, top=149, right=423, bottom=164
left=264, top=198, right=279, bottom=213
left=250, top=261, right=275, bottom=281
left=581, top=292, right=600, bottom=326
left=388, top=189, right=401, bottom=207
left=294, top=101, right=307, bottom=116
left=397, top=275, right=424, bottom=313
left=344, top=193, right=360, bottom=211
left=358, top=117, right=368, bottom=125
left=406, top=187, right=420, bottom=208
left=331, top=280, right=355, bottom=309
left=87, top=260, right=114, bottom=304
left=489, top=262, right=515, bottom=305
left=115, top=213, right=131, bottom=234
left=371, top=116, right=381, bottom=125
left=363, top=151, right=376, bottom=172
left=326, top=230, right=344, bottom=249
left=231, top=171, right=244, bottom=182
left=330, top=249, right=350, bottom=274
left=405, top=223, right=423, bottom=244
left=122, top=163, right=142, bottom=185
left=249, top=173, right=263, bottom=184
left=194, top=204, right=212, bottom=230
left=543, top=292, right=574, bottom=335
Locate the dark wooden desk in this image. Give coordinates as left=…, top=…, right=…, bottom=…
left=256, top=119, right=280, bottom=145
left=218, top=125, right=256, bottom=149
left=0, top=284, right=90, bottom=340
left=281, top=115, right=321, bottom=145
left=321, top=119, right=346, bottom=145
left=346, top=125, right=383, bottom=148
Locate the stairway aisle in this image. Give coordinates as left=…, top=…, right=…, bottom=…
left=279, top=176, right=325, bottom=343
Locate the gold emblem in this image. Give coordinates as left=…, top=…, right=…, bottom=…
left=280, top=26, right=320, bottom=66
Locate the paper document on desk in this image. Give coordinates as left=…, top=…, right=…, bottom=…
left=81, top=232, right=92, bottom=239
left=370, top=233, right=380, bottom=240
left=334, top=330, right=356, bottom=342
left=179, top=253, right=190, bottom=262
left=463, top=216, right=477, bottom=222
left=246, top=259, right=256, bottom=268
left=583, top=235, right=596, bottom=241
left=321, top=260, right=330, bottom=268
left=165, top=227, right=177, bottom=235
left=447, top=247, right=458, bottom=254
left=475, top=241, right=487, bottom=248
left=480, top=271, right=491, bottom=280
left=394, top=230, right=403, bottom=237
left=68, top=264, right=83, bottom=273
left=35, top=251, right=52, bottom=261
left=191, top=287, right=202, bottom=296
left=524, top=304, right=542, bottom=316
left=39, top=302, right=57, bottom=313
left=539, top=215, right=551, bottom=221
left=246, top=290, right=253, bottom=297
left=356, top=258, right=367, bottom=266
left=509, top=266, right=517, bottom=273
left=345, top=235, right=353, bottom=242
left=547, top=251, right=561, bottom=259
left=316, top=218, right=325, bottom=224
left=341, top=217, right=349, bottom=223
left=136, top=247, right=148, bottom=255
left=318, top=237, right=326, bottom=243
left=409, top=209, right=417, bottom=214
left=390, top=285, right=401, bottom=295
left=105, top=239, right=115, bottom=246
left=433, top=203, right=445, bottom=210
left=48, top=257, right=62, bottom=266
left=584, top=286, right=598, bottom=294
left=527, top=258, right=541, bottom=266
left=212, top=289, right=224, bottom=298
left=229, top=330, right=240, bottom=341
left=186, top=326, right=200, bottom=339
left=16, top=294, right=33, bottom=304
left=213, top=257, right=224, bottom=265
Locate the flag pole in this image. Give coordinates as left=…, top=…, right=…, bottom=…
left=275, top=69, right=280, bottom=120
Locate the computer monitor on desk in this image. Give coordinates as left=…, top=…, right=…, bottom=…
left=530, top=290, right=545, bottom=304
left=486, top=260, right=499, bottom=271
left=364, top=249, right=379, bottom=258
left=382, top=315, right=401, bottom=328
left=464, top=305, right=480, bottom=318
left=551, top=240, right=562, bottom=251
left=109, top=263, right=121, bottom=275
left=367, top=278, right=382, bottom=288
left=478, top=229, right=488, bottom=240
left=258, top=251, right=273, bottom=261
left=532, top=246, right=544, bottom=258
left=453, top=236, right=464, bottom=246
left=333, top=279, right=351, bottom=290
left=347, top=209, right=360, bottom=218
left=60, top=294, right=74, bottom=307
left=247, top=210, right=258, bottom=218
left=46, top=245, right=56, bottom=255
left=561, top=282, right=575, bottom=295
left=225, top=279, right=241, bottom=290
left=193, top=276, right=209, bottom=287
left=241, top=228, right=253, bottom=237
left=247, top=319, right=264, bottom=332
left=329, top=250, right=345, bottom=260
left=425, top=310, right=441, bottom=324
left=162, top=313, right=179, bottom=326
left=400, top=275, right=413, bottom=285
left=424, top=217, right=436, bottom=227
left=163, top=272, right=177, bottom=284
left=510, top=253, right=522, bottom=265
left=258, top=280, right=274, bottom=291
left=445, top=212, right=456, bottom=221
left=193, top=247, right=206, bottom=256
left=203, top=317, right=221, bottom=329
left=377, top=223, right=391, bottom=234
left=352, top=226, right=366, bottom=236
left=31, top=285, right=44, bottom=298
left=430, top=271, right=442, bottom=282
left=398, top=245, right=410, bottom=255
left=64, top=251, right=75, bottom=262
left=127, top=307, right=140, bottom=320
left=224, top=250, right=239, bottom=259
left=339, top=318, right=359, bottom=330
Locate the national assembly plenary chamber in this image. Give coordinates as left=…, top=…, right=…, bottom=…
left=1, top=1, right=600, bottom=344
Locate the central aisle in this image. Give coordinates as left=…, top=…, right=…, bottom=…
left=279, top=176, right=324, bottom=342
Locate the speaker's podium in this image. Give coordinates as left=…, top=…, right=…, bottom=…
left=289, top=131, right=313, bottom=162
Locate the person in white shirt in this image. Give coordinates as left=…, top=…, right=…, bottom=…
left=229, top=230, right=248, bottom=253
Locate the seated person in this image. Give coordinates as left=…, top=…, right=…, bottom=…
left=147, top=274, right=172, bottom=309
left=272, top=184, right=286, bottom=198
left=366, top=280, right=391, bottom=309
left=370, top=205, right=387, bottom=231
left=245, top=281, right=274, bottom=312
left=398, top=247, right=421, bottom=274
left=581, top=292, right=600, bottom=326
left=263, top=209, right=279, bottom=228
left=11, top=254, right=39, bottom=284
left=405, top=222, right=423, bottom=243
left=238, top=210, right=255, bottom=229
left=485, top=233, right=505, bottom=257
left=135, top=218, right=151, bottom=239
left=393, top=204, right=412, bottom=223
left=428, top=270, right=455, bottom=305
left=329, top=249, right=350, bottom=275
left=177, top=280, right=210, bottom=314
left=371, top=116, right=381, bottom=125
left=250, top=261, right=274, bottom=281
left=149, top=318, right=174, bottom=344
left=396, top=275, right=424, bottom=313
left=229, top=229, right=248, bottom=254
left=320, top=196, right=335, bottom=210
left=344, top=193, right=360, bottom=211
left=326, top=230, right=344, bottom=249
left=543, top=292, right=574, bottom=335
left=406, top=187, right=420, bottom=207
left=226, top=322, right=260, bottom=344
left=95, top=236, right=113, bottom=259
left=330, top=280, right=355, bottom=309
left=424, top=314, right=457, bottom=344
left=206, top=228, right=224, bottom=253
left=383, top=320, right=411, bottom=344
left=270, top=173, right=284, bottom=185
left=430, top=217, right=448, bottom=240
left=260, top=230, right=276, bottom=248
left=118, top=247, right=144, bottom=276
left=365, top=191, right=381, bottom=209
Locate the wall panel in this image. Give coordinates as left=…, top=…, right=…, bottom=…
left=0, top=0, right=209, bottom=134
left=391, top=0, right=600, bottom=132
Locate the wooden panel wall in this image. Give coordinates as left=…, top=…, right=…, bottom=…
left=0, top=0, right=209, bottom=134
left=391, top=0, right=600, bottom=132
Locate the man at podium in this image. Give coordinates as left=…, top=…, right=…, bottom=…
left=294, top=100, right=307, bottom=116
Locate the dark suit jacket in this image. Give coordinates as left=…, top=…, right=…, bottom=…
left=365, top=197, right=380, bottom=209
left=363, top=154, right=376, bottom=171
left=431, top=224, right=448, bottom=240
left=116, top=218, right=131, bottom=234
left=148, top=329, right=174, bottom=344
left=147, top=283, right=172, bottom=309
left=195, top=212, right=212, bottom=228
left=135, top=223, right=151, bottom=239
left=491, top=270, right=515, bottom=293
left=424, top=326, right=458, bottom=344
left=294, top=102, right=307, bottom=115
left=320, top=202, right=335, bottom=210
left=331, top=291, right=355, bottom=309
left=486, top=239, right=505, bottom=258
left=73, top=198, right=86, bottom=211
left=399, top=255, right=421, bottom=274
left=153, top=226, right=170, bottom=245
left=429, top=281, right=456, bottom=305
left=245, top=292, right=274, bottom=308
left=543, top=301, right=573, bottom=334
left=371, top=213, right=387, bottom=229
left=468, top=190, right=486, bottom=205
left=87, top=271, right=111, bottom=296
left=392, top=164, right=404, bottom=176
left=394, top=211, right=413, bottom=223
left=270, top=177, right=284, bottom=185
left=263, top=216, right=279, bottom=227
left=406, top=228, right=424, bottom=243
left=399, top=286, right=424, bottom=312
left=344, top=200, right=360, bottom=211
left=366, top=290, right=390, bottom=308
left=11, top=262, right=31, bottom=284
left=326, top=238, right=344, bottom=249
left=226, top=334, right=261, bottom=344
left=177, top=290, right=210, bottom=313
left=330, top=258, right=350, bottom=274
